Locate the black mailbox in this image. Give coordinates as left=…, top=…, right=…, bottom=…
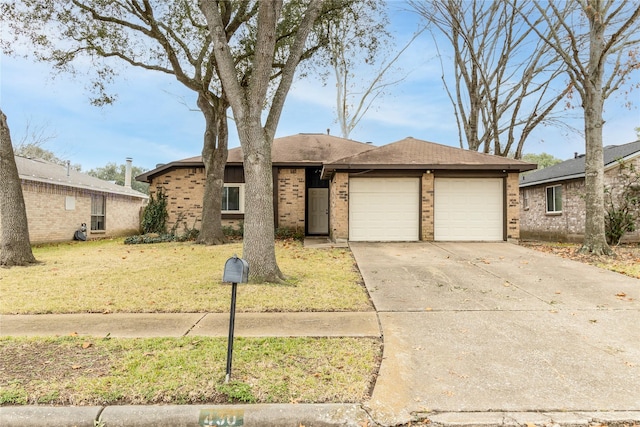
left=223, top=255, right=249, bottom=284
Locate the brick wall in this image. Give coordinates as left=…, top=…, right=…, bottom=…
left=277, top=168, right=305, bottom=230
left=149, top=167, right=205, bottom=231
left=421, top=172, right=434, bottom=240
left=519, top=157, right=640, bottom=242
left=330, top=172, right=349, bottom=242
left=17, top=180, right=145, bottom=244
left=506, top=172, right=520, bottom=241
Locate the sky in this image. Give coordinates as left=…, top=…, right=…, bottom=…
left=1, top=2, right=639, bottom=173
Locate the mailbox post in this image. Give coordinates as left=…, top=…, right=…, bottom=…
left=222, top=255, right=249, bottom=383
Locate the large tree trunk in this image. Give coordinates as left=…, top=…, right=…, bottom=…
left=0, top=109, right=37, bottom=266
left=579, top=4, right=612, bottom=256
left=196, top=92, right=228, bottom=246
left=239, top=123, right=283, bottom=283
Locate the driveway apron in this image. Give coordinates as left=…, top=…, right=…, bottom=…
left=349, top=242, right=640, bottom=426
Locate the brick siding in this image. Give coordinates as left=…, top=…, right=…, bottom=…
left=421, top=172, right=434, bottom=240
left=16, top=180, right=145, bottom=244
left=506, top=172, right=521, bottom=241
left=520, top=157, right=640, bottom=243
left=277, top=168, right=305, bottom=230
left=330, top=172, right=349, bottom=242
left=149, top=167, right=205, bottom=232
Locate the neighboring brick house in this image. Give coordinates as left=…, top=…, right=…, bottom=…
left=137, top=133, right=535, bottom=242
left=519, top=140, right=640, bottom=243
left=7, top=156, right=148, bottom=244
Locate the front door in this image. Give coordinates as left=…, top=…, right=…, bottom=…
left=308, top=188, right=329, bottom=234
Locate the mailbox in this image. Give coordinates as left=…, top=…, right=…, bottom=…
left=223, top=255, right=249, bottom=284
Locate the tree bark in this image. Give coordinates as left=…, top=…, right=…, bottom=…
left=0, top=109, right=37, bottom=267
left=579, top=4, right=612, bottom=255
left=196, top=92, right=228, bottom=246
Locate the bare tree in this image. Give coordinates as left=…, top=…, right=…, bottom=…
left=200, top=0, right=326, bottom=282
left=524, top=0, right=640, bottom=255
left=1, top=0, right=237, bottom=245
left=324, top=0, right=421, bottom=139
left=411, top=0, right=570, bottom=158
left=0, top=109, right=37, bottom=267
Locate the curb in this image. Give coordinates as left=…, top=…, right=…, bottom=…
left=0, top=403, right=372, bottom=427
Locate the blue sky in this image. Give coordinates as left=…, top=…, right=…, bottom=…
left=1, top=2, right=638, bottom=172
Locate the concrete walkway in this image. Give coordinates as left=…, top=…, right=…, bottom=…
left=2, top=242, right=640, bottom=427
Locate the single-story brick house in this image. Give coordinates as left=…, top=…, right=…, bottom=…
left=519, top=140, right=640, bottom=243
left=137, top=133, right=535, bottom=242
left=6, top=156, right=148, bottom=244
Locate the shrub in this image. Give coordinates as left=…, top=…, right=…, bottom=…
left=605, top=162, right=640, bottom=245
left=141, top=187, right=169, bottom=234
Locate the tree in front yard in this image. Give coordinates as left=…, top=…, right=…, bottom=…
left=0, top=109, right=37, bottom=267
left=525, top=0, right=640, bottom=255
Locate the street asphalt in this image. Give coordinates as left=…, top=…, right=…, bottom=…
left=1, top=241, right=639, bottom=427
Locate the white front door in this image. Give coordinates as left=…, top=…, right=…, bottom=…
left=308, top=188, right=329, bottom=234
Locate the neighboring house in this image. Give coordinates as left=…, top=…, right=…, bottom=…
left=519, top=140, right=640, bottom=243
left=7, top=156, right=148, bottom=244
left=137, top=133, right=535, bottom=242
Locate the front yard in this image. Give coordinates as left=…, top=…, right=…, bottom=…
left=0, top=239, right=373, bottom=314
left=0, top=239, right=380, bottom=406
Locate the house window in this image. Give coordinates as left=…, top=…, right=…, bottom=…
left=546, top=185, right=562, bottom=213
left=223, top=184, right=245, bottom=213
left=523, top=190, right=529, bottom=210
left=91, top=194, right=106, bottom=230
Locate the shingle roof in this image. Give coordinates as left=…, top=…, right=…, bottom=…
left=519, top=140, right=640, bottom=188
left=322, top=137, right=537, bottom=175
left=17, top=156, right=148, bottom=198
left=137, top=133, right=374, bottom=182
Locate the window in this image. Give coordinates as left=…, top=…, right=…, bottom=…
left=546, top=185, right=562, bottom=213
left=523, top=190, right=530, bottom=210
left=91, top=194, right=106, bottom=231
left=223, top=184, right=245, bottom=213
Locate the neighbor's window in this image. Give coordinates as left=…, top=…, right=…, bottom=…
left=523, top=190, right=530, bottom=210
left=91, top=194, right=106, bottom=230
left=546, top=185, right=562, bottom=213
left=222, top=183, right=245, bottom=213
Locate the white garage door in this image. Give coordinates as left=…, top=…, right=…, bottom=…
left=349, top=177, right=419, bottom=241
left=434, top=178, right=503, bottom=241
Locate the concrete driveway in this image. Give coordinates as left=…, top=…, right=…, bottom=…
left=350, top=242, right=640, bottom=426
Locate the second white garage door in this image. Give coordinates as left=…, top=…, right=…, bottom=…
left=349, top=177, right=420, bottom=241
left=434, top=178, right=504, bottom=241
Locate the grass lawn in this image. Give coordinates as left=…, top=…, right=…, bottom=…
left=0, top=239, right=373, bottom=314
left=0, top=238, right=381, bottom=406
left=0, top=336, right=381, bottom=405
left=521, top=241, right=640, bottom=279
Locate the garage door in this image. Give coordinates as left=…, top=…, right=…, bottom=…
left=434, top=178, right=503, bottom=241
left=349, top=177, right=419, bottom=241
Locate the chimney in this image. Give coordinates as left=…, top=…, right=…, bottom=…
left=574, top=152, right=578, bottom=158
left=327, top=128, right=330, bottom=135
left=125, top=157, right=132, bottom=189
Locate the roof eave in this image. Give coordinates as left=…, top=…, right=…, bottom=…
left=520, top=172, right=585, bottom=188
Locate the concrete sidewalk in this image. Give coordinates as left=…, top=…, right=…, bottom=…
left=0, top=311, right=380, bottom=338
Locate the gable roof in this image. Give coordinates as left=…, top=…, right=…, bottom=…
left=322, top=137, right=537, bottom=177
left=520, top=140, right=640, bottom=188
left=17, top=156, right=148, bottom=199
left=137, top=133, right=374, bottom=182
